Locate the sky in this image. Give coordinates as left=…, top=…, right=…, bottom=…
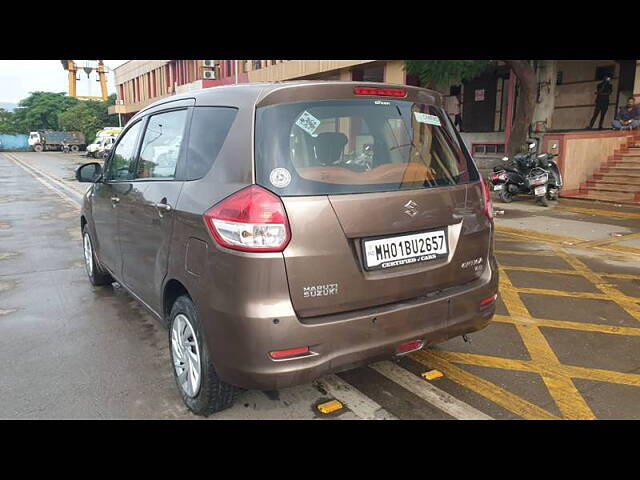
left=0, top=60, right=129, bottom=105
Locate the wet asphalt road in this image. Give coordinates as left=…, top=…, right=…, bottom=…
left=1, top=151, right=639, bottom=420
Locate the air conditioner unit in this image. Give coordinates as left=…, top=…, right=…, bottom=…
left=203, top=60, right=218, bottom=67
left=203, top=70, right=217, bottom=80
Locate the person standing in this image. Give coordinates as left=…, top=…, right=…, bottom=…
left=445, top=93, right=462, bottom=131
left=588, top=76, right=613, bottom=129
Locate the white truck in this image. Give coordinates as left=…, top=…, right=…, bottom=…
left=86, top=127, right=123, bottom=158
left=28, top=130, right=86, bottom=152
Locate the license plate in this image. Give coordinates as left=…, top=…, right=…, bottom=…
left=493, top=184, right=503, bottom=191
left=362, top=229, right=448, bottom=271
left=534, top=186, right=546, bottom=196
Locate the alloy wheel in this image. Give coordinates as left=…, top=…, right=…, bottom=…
left=171, top=314, right=202, bottom=398
left=83, top=233, right=94, bottom=278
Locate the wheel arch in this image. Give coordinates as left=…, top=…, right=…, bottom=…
left=163, top=279, right=192, bottom=323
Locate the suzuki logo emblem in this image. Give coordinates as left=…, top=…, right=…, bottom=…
left=404, top=200, right=418, bottom=218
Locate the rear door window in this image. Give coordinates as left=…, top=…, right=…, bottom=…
left=255, top=99, right=478, bottom=195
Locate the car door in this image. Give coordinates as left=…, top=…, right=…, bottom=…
left=117, top=108, right=189, bottom=314
left=92, top=120, right=144, bottom=277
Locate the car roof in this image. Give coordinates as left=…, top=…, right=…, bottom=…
left=135, top=81, right=442, bottom=118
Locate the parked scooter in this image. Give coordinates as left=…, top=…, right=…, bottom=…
left=490, top=141, right=562, bottom=207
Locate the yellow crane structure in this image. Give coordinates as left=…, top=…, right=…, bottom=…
left=61, top=60, right=109, bottom=101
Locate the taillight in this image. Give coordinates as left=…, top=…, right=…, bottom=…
left=480, top=294, right=497, bottom=307
left=480, top=179, right=494, bottom=221
left=354, top=87, right=407, bottom=97
left=203, top=185, right=291, bottom=252
left=269, top=346, right=310, bottom=359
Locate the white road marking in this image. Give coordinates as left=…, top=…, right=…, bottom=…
left=6, top=153, right=84, bottom=203
left=315, top=374, right=397, bottom=420
left=370, top=361, right=493, bottom=420
left=4, top=153, right=81, bottom=210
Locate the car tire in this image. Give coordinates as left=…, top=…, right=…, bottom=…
left=71, top=145, right=79, bottom=152
left=169, top=295, right=240, bottom=416
left=33, top=144, right=43, bottom=152
left=82, top=225, right=113, bottom=286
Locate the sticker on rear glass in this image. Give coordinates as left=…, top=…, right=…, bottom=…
left=414, top=112, right=441, bottom=126
left=269, top=168, right=292, bottom=189
left=295, top=111, right=321, bottom=136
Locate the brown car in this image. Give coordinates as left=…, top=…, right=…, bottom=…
left=76, top=81, right=498, bottom=416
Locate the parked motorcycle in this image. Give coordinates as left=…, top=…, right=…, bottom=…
left=490, top=141, right=562, bottom=207
left=61, top=142, right=70, bottom=154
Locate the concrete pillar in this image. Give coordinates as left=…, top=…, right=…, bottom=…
left=532, top=60, right=557, bottom=130
left=385, top=61, right=406, bottom=84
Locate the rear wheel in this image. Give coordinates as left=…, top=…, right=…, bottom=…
left=169, top=295, right=240, bottom=416
left=537, top=195, right=549, bottom=207
left=70, top=145, right=79, bottom=152
left=82, top=225, right=113, bottom=286
left=498, top=189, right=514, bottom=203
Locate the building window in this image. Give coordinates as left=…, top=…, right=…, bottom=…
left=242, top=61, right=248, bottom=73
left=271, top=60, right=277, bottom=65
left=225, top=60, right=231, bottom=76
left=252, top=60, right=262, bottom=70
left=595, top=65, right=615, bottom=81
left=472, top=143, right=505, bottom=156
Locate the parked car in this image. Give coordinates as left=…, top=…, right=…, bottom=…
left=76, top=82, right=499, bottom=416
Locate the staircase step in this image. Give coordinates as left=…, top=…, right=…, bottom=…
left=604, top=166, right=640, bottom=173
left=592, top=175, right=640, bottom=185
left=586, top=182, right=640, bottom=193
left=571, top=191, right=636, bottom=202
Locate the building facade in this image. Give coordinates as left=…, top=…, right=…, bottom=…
left=110, top=59, right=640, bottom=151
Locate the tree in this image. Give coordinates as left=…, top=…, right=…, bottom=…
left=405, top=60, right=492, bottom=90
left=12, top=92, right=78, bottom=133
left=0, top=108, right=18, bottom=134
left=404, top=60, right=538, bottom=156
left=58, top=95, right=119, bottom=143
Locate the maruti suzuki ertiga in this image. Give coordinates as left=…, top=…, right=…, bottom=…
left=76, top=81, right=499, bottom=416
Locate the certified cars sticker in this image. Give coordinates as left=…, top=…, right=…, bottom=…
left=295, top=111, right=321, bottom=136
left=269, top=168, right=292, bottom=188
left=414, top=112, right=441, bottom=126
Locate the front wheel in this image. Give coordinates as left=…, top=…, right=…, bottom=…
left=169, top=296, right=240, bottom=416
left=499, top=189, right=514, bottom=203
left=33, top=144, right=43, bottom=152
left=82, top=226, right=113, bottom=286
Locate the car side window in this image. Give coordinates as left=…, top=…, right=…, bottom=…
left=106, top=121, right=142, bottom=181
left=137, top=109, right=188, bottom=180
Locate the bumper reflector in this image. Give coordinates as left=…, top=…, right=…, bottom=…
left=269, top=346, right=309, bottom=359
left=480, top=294, right=498, bottom=307
left=395, top=339, right=424, bottom=355
left=317, top=400, right=343, bottom=414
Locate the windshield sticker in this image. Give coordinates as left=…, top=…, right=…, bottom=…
left=269, top=167, right=292, bottom=189
left=414, top=112, right=441, bottom=126
left=295, top=111, right=321, bottom=136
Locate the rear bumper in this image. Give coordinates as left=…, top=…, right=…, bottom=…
left=209, top=256, right=499, bottom=391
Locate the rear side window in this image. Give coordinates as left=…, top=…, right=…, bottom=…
left=137, top=109, right=188, bottom=179
left=185, top=107, right=238, bottom=180
left=255, top=99, right=478, bottom=195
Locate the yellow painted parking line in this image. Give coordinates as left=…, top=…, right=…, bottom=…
left=549, top=245, right=640, bottom=324
left=493, top=314, right=640, bottom=337
left=502, top=265, right=640, bottom=282
left=412, top=350, right=560, bottom=420
left=496, top=250, right=558, bottom=257
left=511, top=287, right=627, bottom=302
left=499, top=268, right=596, bottom=419
left=559, top=205, right=640, bottom=220
left=577, top=232, right=640, bottom=249
left=495, top=225, right=585, bottom=246
left=561, top=364, right=640, bottom=387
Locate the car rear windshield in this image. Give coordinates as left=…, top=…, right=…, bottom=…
left=255, top=99, right=478, bottom=196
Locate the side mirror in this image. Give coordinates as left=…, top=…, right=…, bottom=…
left=76, top=162, right=103, bottom=183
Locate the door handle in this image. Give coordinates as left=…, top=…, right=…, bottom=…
left=153, top=202, right=172, bottom=212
